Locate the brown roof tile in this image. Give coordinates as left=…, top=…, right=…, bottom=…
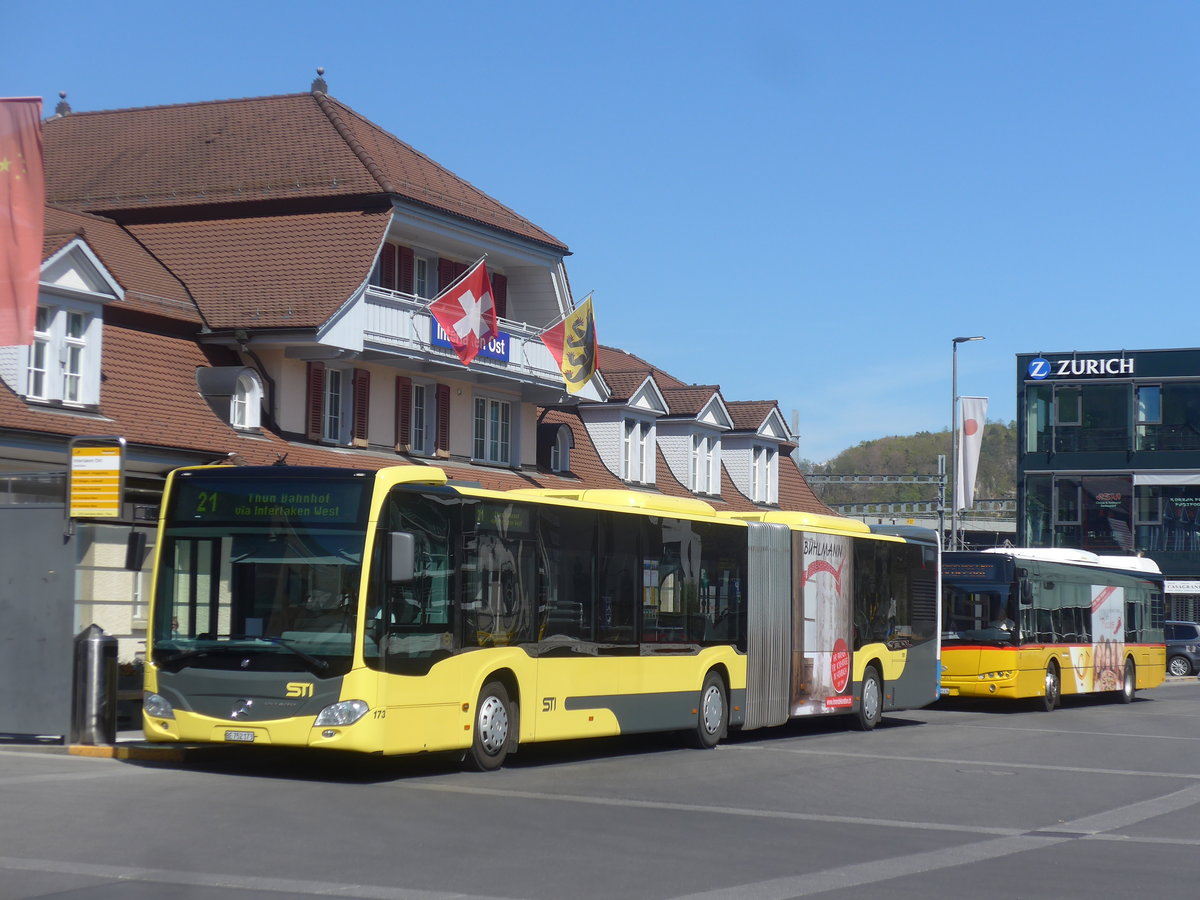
left=726, top=400, right=780, bottom=432
left=44, top=92, right=567, bottom=251
left=661, top=386, right=719, bottom=417
left=43, top=206, right=202, bottom=324
left=126, top=208, right=390, bottom=329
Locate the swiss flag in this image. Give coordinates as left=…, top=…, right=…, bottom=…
left=428, top=261, right=497, bottom=366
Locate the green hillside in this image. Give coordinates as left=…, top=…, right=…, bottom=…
left=800, top=421, right=1017, bottom=508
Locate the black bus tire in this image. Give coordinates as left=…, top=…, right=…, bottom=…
left=689, top=671, right=728, bottom=749
left=1118, top=659, right=1136, bottom=704
left=467, top=680, right=513, bottom=771
left=1039, top=661, right=1061, bottom=712
left=853, top=666, right=883, bottom=731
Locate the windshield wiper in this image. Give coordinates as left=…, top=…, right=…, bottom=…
left=253, top=635, right=330, bottom=671
left=159, top=636, right=329, bottom=672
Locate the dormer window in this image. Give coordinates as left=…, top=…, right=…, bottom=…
left=752, top=445, right=778, bottom=504
left=691, top=434, right=719, bottom=495
left=623, top=417, right=654, bottom=484
left=230, top=370, right=263, bottom=430
left=550, top=427, right=571, bottom=473
left=23, top=303, right=100, bottom=407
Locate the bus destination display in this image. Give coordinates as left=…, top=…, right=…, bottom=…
left=173, top=477, right=368, bottom=525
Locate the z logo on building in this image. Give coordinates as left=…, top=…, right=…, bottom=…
left=1028, top=358, right=1051, bottom=380
left=286, top=682, right=314, bottom=698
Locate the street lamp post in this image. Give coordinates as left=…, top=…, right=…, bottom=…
left=950, top=335, right=985, bottom=550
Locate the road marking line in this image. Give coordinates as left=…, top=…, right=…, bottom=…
left=0, top=855, right=513, bottom=900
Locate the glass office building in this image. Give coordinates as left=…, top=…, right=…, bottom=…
left=1017, top=348, right=1200, bottom=620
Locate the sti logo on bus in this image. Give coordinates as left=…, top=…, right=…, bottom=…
left=1028, top=357, right=1134, bottom=379
left=286, top=682, right=314, bottom=698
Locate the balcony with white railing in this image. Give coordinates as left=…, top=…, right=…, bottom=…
left=362, top=286, right=566, bottom=392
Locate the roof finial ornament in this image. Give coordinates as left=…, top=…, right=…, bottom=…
left=55, top=91, right=71, bottom=116
left=311, top=67, right=327, bottom=94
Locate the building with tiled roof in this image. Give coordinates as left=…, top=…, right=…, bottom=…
left=0, top=77, right=832, bottom=740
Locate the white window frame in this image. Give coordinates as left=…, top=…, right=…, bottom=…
left=23, top=303, right=100, bottom=407
left=323, top=368, right=345, bottom=443
left=473, top=395, right=512, bottom=465
left=691, top=434, right=718, bottom=495
left=411, top=382, right=429, bottom=454
left=622, top=417, right=654, bottom=484
left=550, top=427, right=570, bottom=473
left=231, top=371, right=263, bottom=430
left=26, top=306, right=51, bottom=400
left=414, top=256, right=430, bottom=299
left=752, top=444, right=777, bottom=504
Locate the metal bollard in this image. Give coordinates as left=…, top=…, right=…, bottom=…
left=71, top=624, right=118, bottom=745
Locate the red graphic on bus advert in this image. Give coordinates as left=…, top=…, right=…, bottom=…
left=831, top=637, right=850, bottom=693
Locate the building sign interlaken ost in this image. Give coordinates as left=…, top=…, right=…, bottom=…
left=1027, top=356, right=1135, bottom=380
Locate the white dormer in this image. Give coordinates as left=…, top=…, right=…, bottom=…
left=0, top=238, right=122, bottom=408
left=657, top=392, right=733, bottom=497
left=580, top=375, right=667, bottom=486
left=724, top=405, right=791, bottom=505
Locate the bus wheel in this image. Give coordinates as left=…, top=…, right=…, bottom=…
left=853, top=666, right=883, bottom=731
left=689, top=671, right=728, bottom=749
left=1118, top=659, right=1136, bottom=704
left=467, top=681, right=513, bottom=771
left=1039, top=661, right=1060, bottom=712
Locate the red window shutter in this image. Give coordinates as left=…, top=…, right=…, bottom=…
left=306, top=361, right=325, bottom=440
left=398, top=246, right=415, bottom=295
left=435, top=383, right=450, bottom=458
left=352, top=368, right=371, bottom=447
left=437, top=259, right=468, bottom=294
left=395, top=376, right=412, bottom=451
left=379, top=244, right=397, bottom=290
left=437, top=258, right=456, bottom=294
left=491, top=272, right=507, bottom=320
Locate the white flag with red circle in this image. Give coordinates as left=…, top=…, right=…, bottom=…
left=955, top=396, right=988, bottom=512
left=428, top=260, right=497, bottom=366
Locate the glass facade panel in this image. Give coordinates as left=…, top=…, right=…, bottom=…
left=1025, top=384, right=1052, bottom=452
left=1136, top=484, right=1200, bottom=552
left=1081, top=475, right=1133, bottom=552
left=1139, top=383, right=1200, bottom=451
left=1025, top=475, right=1052, bottom=546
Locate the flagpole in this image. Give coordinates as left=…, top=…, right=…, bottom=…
left=541, top=291, right=594, bottom=332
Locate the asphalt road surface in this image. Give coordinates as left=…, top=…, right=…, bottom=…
left=2, top=679, right=1199, bottom=899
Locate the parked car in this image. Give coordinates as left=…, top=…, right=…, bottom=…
left=1165, top=621, right=1200, bottom=677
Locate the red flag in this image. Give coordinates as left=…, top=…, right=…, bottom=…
left=0, top=98, right=44, bottom=347
left=428, top=260, right=497, bottom=366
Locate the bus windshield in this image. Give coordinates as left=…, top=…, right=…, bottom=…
left=942, top=581, right=1018, bottom=646
left=150, top=468, right=373, bottom=675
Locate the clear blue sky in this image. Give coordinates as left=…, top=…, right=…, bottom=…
left=6, top=1, right=1198, bottom=462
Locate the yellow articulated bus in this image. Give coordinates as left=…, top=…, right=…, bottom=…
left=143, top=465, right=940, bottom=769
left=940, top=548, right=1166, bottom=710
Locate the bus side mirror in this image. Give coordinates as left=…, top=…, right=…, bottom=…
left=389, top=532, right=415, bottom=583
left=1020, top=581, right=1033, bottom=605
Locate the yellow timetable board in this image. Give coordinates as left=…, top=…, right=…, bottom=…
left=69, top=444, right=123, bottom=517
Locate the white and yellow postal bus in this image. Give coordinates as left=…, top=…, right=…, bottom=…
left=143, top=465, right=940, bottom=769
left=940, top=547, right=1165, bottom=710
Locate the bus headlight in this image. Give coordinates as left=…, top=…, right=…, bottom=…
left=143, top=692, right=175, bottom=720
left=314, top=700, right=369, bottom=727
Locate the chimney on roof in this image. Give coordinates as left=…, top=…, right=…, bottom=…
left=55, top=91, right=71, bottom=116
left=311, top=67, right=327, bottom=94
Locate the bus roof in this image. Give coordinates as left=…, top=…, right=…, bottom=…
left=981, top=547, right=1162, bottom=574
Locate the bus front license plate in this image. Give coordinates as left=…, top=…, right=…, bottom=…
left=225, top=730, right=256, bottom=743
